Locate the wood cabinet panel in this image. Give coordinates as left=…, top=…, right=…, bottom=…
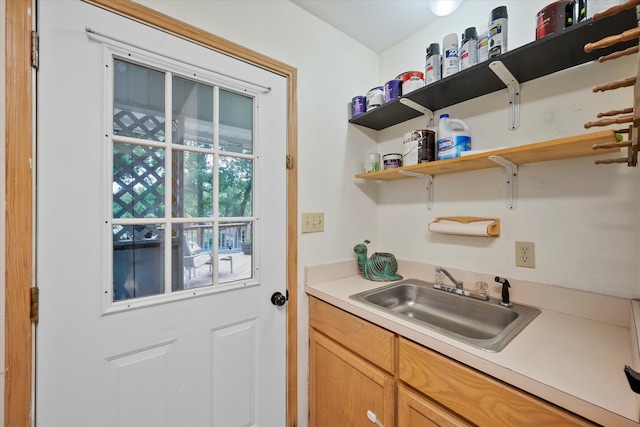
left=309, top=297, right=395, bottom=373
left=309, top=329, right=395, bottom=427
left=398, top=385, right=473, bottom=427
left=398, top=338, right=596, bottom=427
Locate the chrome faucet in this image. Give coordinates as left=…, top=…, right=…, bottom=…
left=435, top=266, right=463, bottom=290
left=433, top=266, right=489, bottom=301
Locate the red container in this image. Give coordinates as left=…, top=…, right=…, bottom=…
left=536, top=1, right=574, bottom=40
left=395, top=71, right=424, bottom=95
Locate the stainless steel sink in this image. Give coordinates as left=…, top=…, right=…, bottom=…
left=350, top=279, right=540, bottom=352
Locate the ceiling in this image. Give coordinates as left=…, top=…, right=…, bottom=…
left=289, top=0, right=441, bottom=54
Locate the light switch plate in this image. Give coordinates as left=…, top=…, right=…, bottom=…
left=302, top=212, right=324, bottom=233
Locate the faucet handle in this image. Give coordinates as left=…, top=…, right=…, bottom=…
left=475, top=281, right=488, bottom=294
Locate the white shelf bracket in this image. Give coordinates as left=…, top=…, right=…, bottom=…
left=489, top=61, right=520, bottom=131
left=399, top=98, right=434, bottom=127
left=489, top=155, right=518, bottom=210
left=399, top=170, right=434, bottom=211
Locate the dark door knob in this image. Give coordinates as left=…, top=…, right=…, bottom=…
left=271, top=291, right=288, bottom=307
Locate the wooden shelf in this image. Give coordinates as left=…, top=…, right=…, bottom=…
left=349, top=8, right=637, bottom=131
left=355, top=130, right=620, bottom=181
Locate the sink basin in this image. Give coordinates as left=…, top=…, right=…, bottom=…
left=350, top=279, right=541, bottom=352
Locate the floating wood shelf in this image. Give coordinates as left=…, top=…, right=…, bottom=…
left=356, top=130, right=620, bottom=181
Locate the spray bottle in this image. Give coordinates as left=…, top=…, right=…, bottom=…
left=425, top=43, right=441, bottom=85
left=442, top=33, right=459, bottom=78
left=460, top=27, right=478, bottom=70
left=477, top=24, right=489, bottom=63
left=489, top=6, right=508, bottom=59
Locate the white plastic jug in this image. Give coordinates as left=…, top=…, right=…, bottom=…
left=437, top=114, right=471, bottom=160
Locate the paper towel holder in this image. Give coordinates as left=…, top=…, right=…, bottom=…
left=428, top=216, right=500, bottom=237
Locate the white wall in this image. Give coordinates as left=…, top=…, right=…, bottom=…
left=375, top=0, right=639, bottom=299
left=136, top=1, right=639, bottom=425
left=135, top=1, right=378, bottom=424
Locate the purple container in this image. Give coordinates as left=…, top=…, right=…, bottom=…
left=351, top=95, right=366, bottom=117
left=384, top=79, right=403, bottom=103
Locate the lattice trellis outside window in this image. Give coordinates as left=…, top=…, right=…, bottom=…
left=112, top=143, right=165, bottom=222
left=114, top=109, right=166, bottom=141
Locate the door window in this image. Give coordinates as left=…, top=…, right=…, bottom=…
left=110, top=57, right=255, bottom=306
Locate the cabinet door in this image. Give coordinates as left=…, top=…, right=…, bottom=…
left=309, top=329, right=395, bottom=427
left=398, top=385, right=472, bottom=427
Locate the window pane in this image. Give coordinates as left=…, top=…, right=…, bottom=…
left=113, top=143, right=165, bottom=219
left=113, top=60, right=166, bottom=141
left=173, top=76, right=214, bottom=150
left=173, top=223, right=214, bottom=291
left=220, top=221, right=253, bottom=284
left=219, top=156, right=252, bottom=217
left=220, top=89, right=253, bottom=154
left=172, top=150, right=214, bottom=218
left=113, top=224, right=165, bottom=301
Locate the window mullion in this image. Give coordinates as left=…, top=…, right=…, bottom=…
left=164, top=71, right=173, bottom=295
left=211, top=86, right=220, bottom=285
left=213, top=86, right=220, bottom=219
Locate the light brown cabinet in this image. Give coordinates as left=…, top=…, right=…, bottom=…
left=398, top=385, right=472, bottom=427
left=399, top=337, right=596, bottom=427
left=309, top=297, right=395, bottom=426
left=309, top=329, right=395, bottom=427
left=309, top=297, right=598, bottom=427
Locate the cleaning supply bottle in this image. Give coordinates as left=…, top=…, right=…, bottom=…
left=442, top=33, right=459, bottom=78
left=437, top=114, right=471, bottom=160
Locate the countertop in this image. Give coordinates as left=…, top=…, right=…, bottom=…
left=305, top=260, right=640, bottom=426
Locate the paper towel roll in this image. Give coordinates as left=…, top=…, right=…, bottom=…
left=428, top=217, right=500, bottom=237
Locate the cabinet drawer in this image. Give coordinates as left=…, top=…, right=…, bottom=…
left=309, top=297, right=395, bottom=373
left=398, top=384, right=472, bottom=427
left=399, top=338, right=596, bottom=427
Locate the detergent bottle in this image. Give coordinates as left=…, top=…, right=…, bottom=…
left=437, top=114, right=471, bottom=160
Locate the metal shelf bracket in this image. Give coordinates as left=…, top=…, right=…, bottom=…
left=399, top=98, right=434, bottom=127
left=489, top=155, right=518, bottom=210
left=489, top=61, right=521, bottom=131
left=399, top=170, right=434, bottom=211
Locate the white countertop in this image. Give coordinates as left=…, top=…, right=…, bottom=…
left=304, top=260, right=640, bottom=426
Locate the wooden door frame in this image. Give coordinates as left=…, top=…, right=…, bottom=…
left=5, top=0, right=34, bottom=426
left=5, top=1, right=298, bottom=426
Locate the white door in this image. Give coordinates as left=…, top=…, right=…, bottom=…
left=36, top=2, right=287, bottom=426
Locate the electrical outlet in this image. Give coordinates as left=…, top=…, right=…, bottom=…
left=302, top=212, right=324, bottom=233
left=515, top=241, right=535, bottom=268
